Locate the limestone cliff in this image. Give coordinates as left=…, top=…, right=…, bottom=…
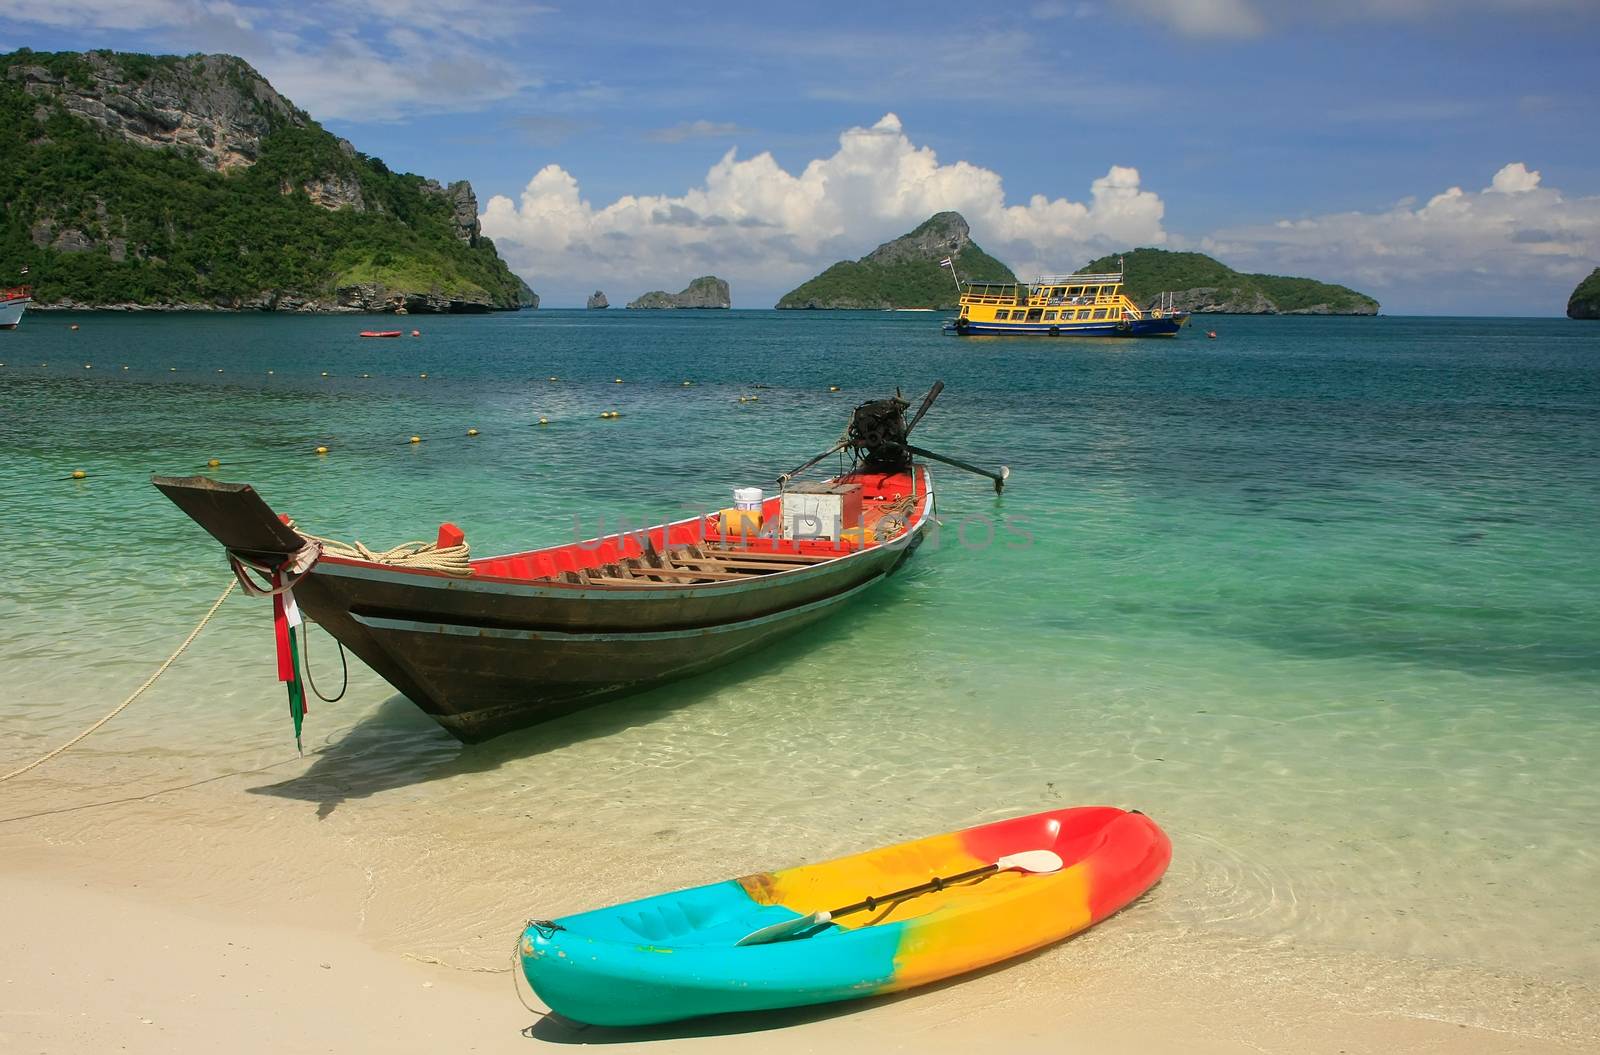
left=2, top=48, right=534, bottom=313
left=587, top=291, right=610, bottom=309
left=626, top=276, right=730, bottom=309
left=776, top=213, right=1014, bottom=309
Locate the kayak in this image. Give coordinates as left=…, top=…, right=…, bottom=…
left=359, top=330, right=403, bottom=338
left=518, top=805, right=1170, bottom=1026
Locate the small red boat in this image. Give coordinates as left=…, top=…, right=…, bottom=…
left=153, top=384, right=1007, bottom=742
left=359, top=330, right=403, bottom=338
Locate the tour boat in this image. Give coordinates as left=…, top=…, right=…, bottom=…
left=0, top=284, right=31, bottom=329
left=944, top=268, right=1187, bottom=338
left=518, top=806, right=1171, bottom=1026
left=152, top=386, right=1006, bottom=743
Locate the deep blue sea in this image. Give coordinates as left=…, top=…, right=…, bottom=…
left=3, top=310, right=1597, bottom=1019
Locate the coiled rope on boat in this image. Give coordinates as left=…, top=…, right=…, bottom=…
left=287, top=519, right=473, bottom=577
left=0, top=579, right=237, bottom=784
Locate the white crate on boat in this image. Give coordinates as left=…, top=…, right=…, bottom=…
left=780, top=483, right=862, bottom=541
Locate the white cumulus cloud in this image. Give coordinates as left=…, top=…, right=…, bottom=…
left=482, top=113, right=1167, bottom=306
left=1201, top=163, right=1600, bottom=313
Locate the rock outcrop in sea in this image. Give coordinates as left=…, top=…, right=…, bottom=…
left=776, top=212, right=1015, bottom=310
left=626, top=276, right=731, bottom=309
left=3, top=48, right=533, bottom=313
left=587, top=291, right=610, bottom=309
left=1567, top=268, right=1600, bottom=320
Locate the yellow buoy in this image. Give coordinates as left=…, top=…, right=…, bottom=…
left=122, top=365, right=129, bottom=371
left=315, top=446, right=329, bottom=455
left=361, top=373, right=370, bottom=379
left=216, top=368, right=224, bottom=373
left=409, top=435, right=422, bottom=444
left=682, top=380, right=693, bottom=386
left=829, top=385, right=840, bottom=392
left=83, top=363, right=91, bottom=369
left=207, top=458, right=221, bottom=468
left=614, top=378, right=623, bottom=384
left=538, top=417, right=549, bottom=425
left=420, top=372, right=428, bottom=379
left=467, top=427, right=479, bottom=436
left=169, top=367, right=176, bottom=372
left=548, top=376, right=558, bottom=382
left=71, top=469, right=87, bottom=480
left=321, top=371, right=329, bottom=377
left=69, top=324, right=80, bottom=331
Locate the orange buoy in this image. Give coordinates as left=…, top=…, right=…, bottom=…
left=1207, top=330, right=1218, bottom=339
left=411, top=329, right=421, bottom=337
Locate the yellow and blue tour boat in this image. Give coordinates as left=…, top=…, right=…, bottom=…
left=942, top=262, right=1188, bottom=338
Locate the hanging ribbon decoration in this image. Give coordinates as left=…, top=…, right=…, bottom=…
left=271, top=570, right=308, bottom=751
left=229, top=540, right=322, bottom=750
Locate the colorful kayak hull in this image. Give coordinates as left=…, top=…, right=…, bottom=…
left=519, top=805, right=1170, bottom=1026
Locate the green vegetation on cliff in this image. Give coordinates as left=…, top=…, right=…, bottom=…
left=1567, top=268, right=1600, bottom=320
left=1078, top=248, right=1379, bottom=315
left=0, top=49, right=527, bottom=310
left=777, top=212, right=1015, bottom=309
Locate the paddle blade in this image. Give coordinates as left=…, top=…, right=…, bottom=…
left=996, top=849, right=1063, bottom=874
left=735, top=909, right=831, bottom=947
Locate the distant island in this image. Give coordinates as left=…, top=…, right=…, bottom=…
left=1, top=49, right=533, bottom=313
left=776, top=212, right=1014, bottom=309
left=587, top=291, right=609, bottom=309
left=1079, top=249, right=1379, bottom=315
left=627, top=276, right=730, bottom=309
left=1568, top=268, right=1600, bottom=320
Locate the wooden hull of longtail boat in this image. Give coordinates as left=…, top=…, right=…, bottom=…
left=152, top=469, right=933, bottom=742
left=519, top=806, right=1171, bottom=1026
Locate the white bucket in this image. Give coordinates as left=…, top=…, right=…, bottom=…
left=733, top=487, right=763, bottom=510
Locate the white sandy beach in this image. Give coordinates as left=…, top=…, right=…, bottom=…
left=4, top=828, right=1592, bottom=1055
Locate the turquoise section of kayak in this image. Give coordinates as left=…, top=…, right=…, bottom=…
left=520, top=879, right=905, bottom=1026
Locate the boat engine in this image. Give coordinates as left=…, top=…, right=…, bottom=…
left=846, top=395, right=912, bottom=470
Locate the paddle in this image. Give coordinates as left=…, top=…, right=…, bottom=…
left=735, top=849, right=1063, bottom=947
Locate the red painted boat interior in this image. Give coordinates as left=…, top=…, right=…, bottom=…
left=462, top=469, right=927, bottom=584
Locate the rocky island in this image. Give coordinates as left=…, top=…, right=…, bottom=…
left=1079, top=249, right=1378, bottom=315
left=587, top=291, right=609, bottom=309
left=1568, top=268, right=1600, bottom=320
left=2, top=49, right=533, bottom=313
left=776, top=212, right=1014, bottom=310
left=626, top=276, right=730, bottom=309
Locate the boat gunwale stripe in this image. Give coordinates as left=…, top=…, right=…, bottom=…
left=348, top=573, right=890, bottom=642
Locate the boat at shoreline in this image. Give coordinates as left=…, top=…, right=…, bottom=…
left=153, top=386, right=1007, bottom=743
left=518, top=806, right=1171, bottom=1026
left=943, top=267, right=1188, bottom=338
left=1, top=284, right=31, bottom=329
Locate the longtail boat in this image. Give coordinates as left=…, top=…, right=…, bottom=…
left=153, top=383, right=1007, bottom=743
left=518, top=806, right=1171, bottom=1026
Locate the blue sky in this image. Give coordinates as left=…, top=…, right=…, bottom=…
left=8, top=0, right=1600, bottom=312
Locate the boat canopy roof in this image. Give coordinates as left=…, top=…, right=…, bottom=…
left=1039, top=272, right=1123, bottom=285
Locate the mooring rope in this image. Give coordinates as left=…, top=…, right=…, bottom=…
left=0, top=579, right=237, bottom=784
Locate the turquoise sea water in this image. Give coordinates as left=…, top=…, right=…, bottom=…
left=2, top=311, right=1598, bottom=1018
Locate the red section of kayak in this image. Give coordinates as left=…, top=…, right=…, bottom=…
left=956, top=805, right=1171, bottom=923
left=359, top=330, right=403, bottom=338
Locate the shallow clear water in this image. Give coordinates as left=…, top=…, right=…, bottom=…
left=2, top=311, right=1598, bottom=998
